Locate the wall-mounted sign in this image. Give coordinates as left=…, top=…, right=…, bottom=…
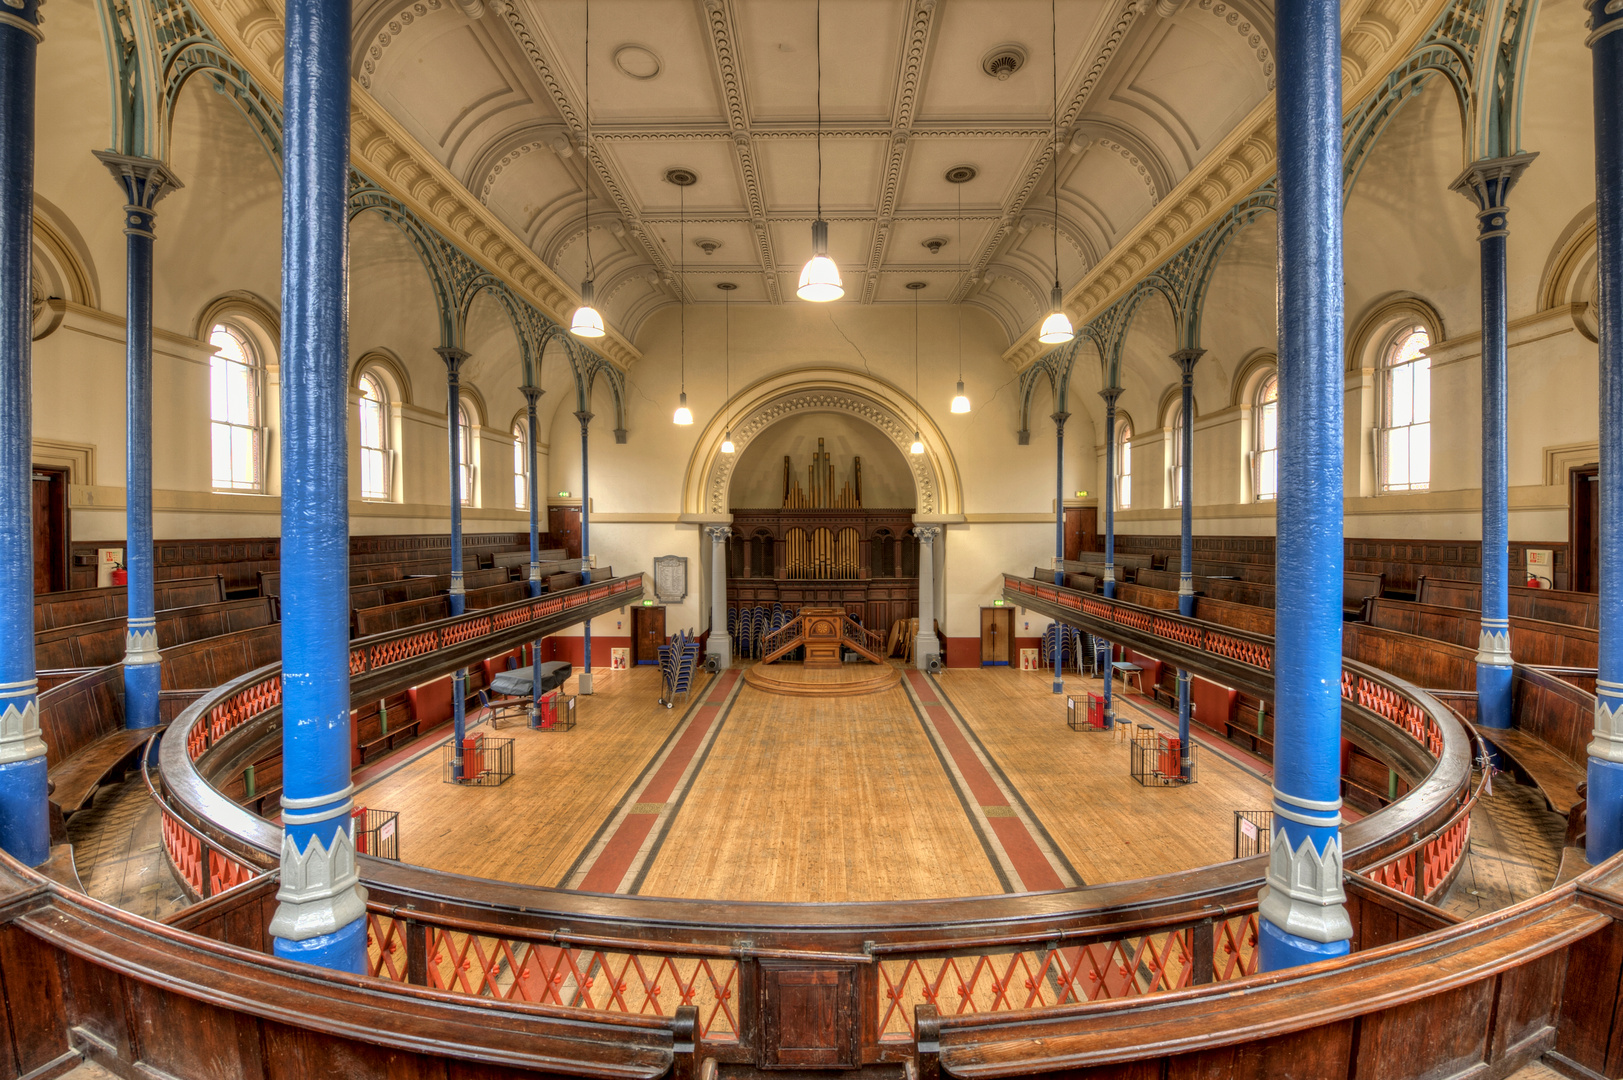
left=653, top=555, right=688, bottom=603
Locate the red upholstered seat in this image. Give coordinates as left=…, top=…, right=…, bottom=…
left=407, top=677, right=454, bottom=728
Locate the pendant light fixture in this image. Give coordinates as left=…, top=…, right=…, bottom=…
left=718, top=282, right=736, bottom=453
left=671, top=168, right=695, bottom=425
left=949, top=169, right=971, bottom=413
left=797, top=0, right=843, bottom=302
left=908, top=281, right=926, bottom=455
left=1036, top=0, right=1074, bottom=346
left=569, top=0, right=605, bottom=338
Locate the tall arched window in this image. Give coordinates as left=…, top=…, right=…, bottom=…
left=1380, top=325, right=1432, bottom=492
left=1170, top=408, right=1185, bottom=509
left=209, top=324, right=261, bottom=491
left=512, top=421, right=528, bottom=510
left=1117, top=419, right=1134, bottom=509
left=1253, top=373, right=1279, bottom=501
left=358, top=372, right=390, bottom=501
left=458, top=403, right=475, bottom=507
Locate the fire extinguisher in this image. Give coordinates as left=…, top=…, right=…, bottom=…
left=111, top=562, right=127, bottom=586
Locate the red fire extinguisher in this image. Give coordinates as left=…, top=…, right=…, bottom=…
left=111, top=564, right=127, bottom=586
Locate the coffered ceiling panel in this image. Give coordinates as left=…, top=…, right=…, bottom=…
left=357, top=0, right=1276, bottom=344
left=733, top=0, right=906, bottom=123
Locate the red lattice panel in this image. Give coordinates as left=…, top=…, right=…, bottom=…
left=444, top=617, right=491, bottom=646
left=366, top=630, right=439, bottom=670
left=1116, top=609, right=1153, bottom=633
left=1212, top=912, right=1260, bottom=981
left=1153, top=617, right=1202, bottom=647
left=350, top=649, right=368, bottom=675
left=1423, top=813, right=1470, bottom=897
left=1366, top=851, right=1418, bottom=896
left=201, top=676, right=282, bottom=754
left=876, top=934, right=1197, bottom=1039
left=1207, top=631, right=1272, bottom=670
left=162, top=813, right=204, bottom=894
left=364, top=924, right=741, bottom=1041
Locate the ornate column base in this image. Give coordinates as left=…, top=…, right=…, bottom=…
left=1475, top=621, right=1513, bottom=729
left=579, top=669, right=594, bottom=696
left=1103, top=567, right=1116, bottom=599
left=269, top=824, right=369, bottom=974
left=1258, top=798, right=1352, bottom=971
left=0, top=680, right=49, bottom=865
left=124, top=620, right=163, bottom=730
left=1177, top=578, right=1195, bottom=618
left=1588, top=691, right=1623, bottom=861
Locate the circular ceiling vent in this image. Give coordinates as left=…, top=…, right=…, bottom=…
left=981, top=44, right=1027, bottom=80
left=665, top=168, right=698, bottom=186
left=716, top=282, right=738, bottom=291
left=905, top=281, right=928, bottom=291
left=613, top=44, right=662, bottom=80
left=944, top=164, right=977, bottom=184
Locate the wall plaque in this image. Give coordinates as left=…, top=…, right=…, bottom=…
left=653, top=555, right=687, bottom=603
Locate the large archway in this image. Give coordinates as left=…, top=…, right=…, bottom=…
left=680, top=369, right=964, bottom=518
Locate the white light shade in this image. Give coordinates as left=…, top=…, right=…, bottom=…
left=910, top=433, right=924, bottom=455
left=570, top=279, right=606, bottom=338
left=951, top=380, right=971, bottom=413
left=1038, top=284, right=1073, bottom=344
left=721, top=434, right=735, bottom=454
left=673, top=391, right=693, bottom=426
left=797, top=219, right=843, bottom=302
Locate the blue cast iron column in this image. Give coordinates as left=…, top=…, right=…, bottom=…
left=1053, top=410, right=1069, bottom=694
left=267, top=0, right=367, bottom=972
left=1451, top=154, right=1537, bottom=731
left=1259, top=0, right=1352, bottom=970
left=95, top=154, right=181, bottom=732
left=1172, top=350, right=1203, bottom=618
left=577, top=409, right=594, bottom=694
left=437, top=347, right=469, bottom=617
left=521, top=383, right=543, bottom=724
left=437, top=347, right=468, bottom=779
left=0, top=0, right=48, bottom=867
left=1100, top=387, right=1122, bottom=600
left=1587, top=0, right=1623, bottom=862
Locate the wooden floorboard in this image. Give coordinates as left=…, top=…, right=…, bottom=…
left=934, top=668, right=1273, bottom=884
left=634, top=666, right=1007, bottom=903
left=352, top=666, right=706, bottom=887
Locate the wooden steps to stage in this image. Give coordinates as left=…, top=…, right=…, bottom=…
left=743, top=662, right=902, bottom=697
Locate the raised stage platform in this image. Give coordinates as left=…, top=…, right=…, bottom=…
left=742, top=661, right=903, bottom=697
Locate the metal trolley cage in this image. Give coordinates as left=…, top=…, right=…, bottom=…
left=442, top=733, right=515, bottom=786
left=1066, top=692, right=1110, bottom=732
left=1129, top=724, right=1198, bottom=786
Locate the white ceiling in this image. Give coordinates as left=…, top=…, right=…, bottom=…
left=352, top=0, right=1274, bottom=345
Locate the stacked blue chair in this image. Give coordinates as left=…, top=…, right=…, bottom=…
left=658, top=629, right=703, bottom=708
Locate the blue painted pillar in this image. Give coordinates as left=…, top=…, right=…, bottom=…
left=1172, top=350, right=1203, bottom=618
left=1177, top=669, right=1191, bottom=780
left=1100, top=636, right=1113, bottom=730
left=1587, top=0, right=1623, bottom=863
left=267, top=0, right=367, bottom=973
left=521, top=383, right=543, bottom=724
left=1053, top=410, right=1069, bottom=694
left=436, top=347, right=469, bottom=617
left=0, top=0, right=48, bottom=867
left=95, top=154, right=181, bottom=732
left=577, top=409, right=594, bottom=694
left=1259, top=0, right=1352, bottom=970
left=1451, top=155, right=1536, bottom=731
left=1100, top=387, right=1122, bottom=599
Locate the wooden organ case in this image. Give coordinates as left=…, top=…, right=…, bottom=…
left=727, top=438, right=919, bottom=634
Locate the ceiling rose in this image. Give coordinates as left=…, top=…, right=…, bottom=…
left=980, top=44, right=1027, bottom=80
left=665, top=168, right=698, bottom=186
left=944, top=165, right=977, bottom=184
left=613, top=43, right=662, bottom=80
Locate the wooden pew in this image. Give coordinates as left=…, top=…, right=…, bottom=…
left=493, top=548, right=568, bottom=570
left=1132, top=567, right=1181, bottom=592
left=1191, top=560, right=1275, bottom=585
left=1343, top=623, right=1477, bottom=691
left=1363, top=596, right=1597, bottom=668
left=1416, top=576, right=1599, bottom=629
left=34, top=595, right=277, bottom=671
left=352, top=594, right=451, bottom=638
left=33, top=574, right=225, bottom=632
left=1115, top=582, right=1179, bottom=610
left=1191, top=595, right=1275, bottom=636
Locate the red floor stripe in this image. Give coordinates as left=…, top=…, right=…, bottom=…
left=574, top=669, right=738, bottom=893
left=905, top=670, right=1065, bottom=892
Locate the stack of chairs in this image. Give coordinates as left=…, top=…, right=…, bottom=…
left=658, top=629, right=702, bottom=708
left=1040, top=624, right=1075, bottom=671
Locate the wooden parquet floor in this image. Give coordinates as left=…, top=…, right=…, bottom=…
left=1439, top=771, right=1567, bottom=919
left=358, top=664, right=1272, bottom=902
left=353, top=665, right=710, bottom=886
left=66, top=772, right=189, bottom=921
left=935, top=669, right=1272, bottom=883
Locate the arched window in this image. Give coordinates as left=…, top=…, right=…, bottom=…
left=458, top=403, right=475, bottom=507
left=358, top=372, right=390, bottom=501
left=1170, top=408, right=1185, bottom=509
left=512, top=421, right=528, bottom=510
left=209, top=324, right=262, bottom=491
left=1380, top=325, right=1432, bottom=492
left=1116, top=419, right=1134, bottom=509
left=1253, top=373, right=1279, bottom=501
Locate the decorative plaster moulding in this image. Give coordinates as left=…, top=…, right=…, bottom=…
left=191, top=0, right=641, bottom=371
left=1001, top=0, right=1446, bottom=372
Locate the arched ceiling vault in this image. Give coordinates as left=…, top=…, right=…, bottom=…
left=353, top=0, right=1274, bottom=347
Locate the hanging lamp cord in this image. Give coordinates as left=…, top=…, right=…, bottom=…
left=957, top=182, right=964, bottom=381
left=680, top=180, right=685, bottom=393
left=584, top=0, right=592, bottom=281
left=816, top=0, right=822, bottom=220
left=1051, top=0, right=1061, bottom=293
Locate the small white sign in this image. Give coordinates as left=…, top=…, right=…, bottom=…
left=378, top=818, right=397, bottom=843
left=1239, top=818, right=1258, bottom=841
left=1066, top=697, right=1075, bottom=710
left=97, top=547, right=123, bottom=588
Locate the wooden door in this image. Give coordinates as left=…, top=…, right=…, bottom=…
left=1064, top=507, right=1097, bottom=560
left=980, top=607, right=1013, bottom=664
left=1571, top=466, right=1599, bottom=592
left=549, top=506, right=582, bottom=560
left=31, top=467, right=68, bottom=594
left=631, top=605, right=665, bottom=665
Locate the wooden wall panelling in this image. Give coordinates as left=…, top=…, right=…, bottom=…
left=0, top=923, right=71, bottom=1077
